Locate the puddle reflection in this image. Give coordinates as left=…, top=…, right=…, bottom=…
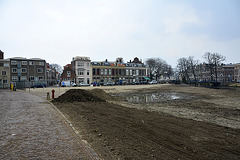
left=126, top=92, right=182, bottom=103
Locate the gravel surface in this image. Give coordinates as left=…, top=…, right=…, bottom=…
left=0, top=89, right=100, bottom=160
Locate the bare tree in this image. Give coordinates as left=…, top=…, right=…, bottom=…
left=203, top=52, right=226, bottom=82
left=146, top=58, right=157, bottom=80
left=51, top=64, right=63, bottom=74
left=188, top=56, right=199, bottom=83
left=177, top=58, right=190, bottom=83
left=146, top=58, right=172, bottom=81
left=177, top=57, right=199, bottom=84
left=165, top=64, right=174, bottom=79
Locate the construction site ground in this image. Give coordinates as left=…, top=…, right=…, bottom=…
left=30, top=84, right=240, bottom=159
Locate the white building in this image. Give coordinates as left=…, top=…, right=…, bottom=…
left=71, top=56, right=91, bottom=84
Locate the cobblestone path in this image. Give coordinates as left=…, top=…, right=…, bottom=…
left=0, top=89, right=100, bottom=160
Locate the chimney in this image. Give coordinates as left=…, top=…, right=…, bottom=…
left=0, top=50, right=4, bottom=59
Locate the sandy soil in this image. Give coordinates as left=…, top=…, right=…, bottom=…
left=50, top=84, right=240, bottom=160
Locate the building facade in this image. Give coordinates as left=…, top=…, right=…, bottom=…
left=71, top=56, right=91, bottom=84
left=0, top=59, right=10, bottom=88
left=91, top=61, right=126, bottom=84
left=234, top=63, right=240, bottom=82
left=91, top=57, right=150, bottom=84
left=9, top=57, right=46, bottom=86
left=218, top=64, right=234, bottom=83
left=61, top=64, right=76, bottom=82
left=46, top=63, right=58, bottom=86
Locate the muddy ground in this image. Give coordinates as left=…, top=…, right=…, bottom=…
left=52, top=84, right=240, bottom=160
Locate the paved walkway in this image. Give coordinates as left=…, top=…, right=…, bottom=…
left=0, top=89, right=101, bottom=160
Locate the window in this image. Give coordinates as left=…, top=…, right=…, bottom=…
left=105, top=69, right=108, bottom=75
left=0, top=63, right=3, bottom=66
left=3, top=79, right=8, bottom=84
left=12, top=68, right=17, bottom=73
left=87, top=63, right=89, bottom=66
left=21, top=68, right=27, bottom=73
left=29, top=61, right=34, bottom=65
left=37, top=68, right=43, bottom=73
left=119, top=69, right=122, bottom=76
left=2, top=71, right=6, bottom=75
left=136, top=70, right=139, bottom=75
left=109, top=69, right=111, bottom=75
left=39, top=62, right=44, bottom=66
left=78, top=78, right=84, bottom=83
left=78, top=70, right=84, bottom=75
left=30, top=76, right=35, bottom=81
left=126, top=69, right=129, bottom=75
left=123, top=70, right=125, bottom=76
left=97, top=69, right=100, bottom=75
left=22, top=61, right=27, bottom=65
left=87, top=70, right=89, bottom=75
left=4, top=63, right=9, bottom=67
left=12, top=76, right=18, bottom=81
left=130, top=70, right=132, bottom=75
left=112, top=69, right=115, bottom=75
left=38, top=76, right=43, bottom=80
left=67, top=71, right=71, bottom=77
left=78, top=62, right=84, bottom=67
left=101, top=69, right=103, bottom=75
left=93, top=69, right=96, bottom=75
left=21, top=76, right=27, bottom=80
left=11, top=61, right=17, bottom=65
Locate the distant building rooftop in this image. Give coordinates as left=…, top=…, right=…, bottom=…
left=72, top=56, right=90, bottom=61
left=10, top=57, right=45, bottom=61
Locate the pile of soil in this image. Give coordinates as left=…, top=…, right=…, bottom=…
left=52, top=89, right=106, bottom=103
left=89, top=88, right=116, bottom=101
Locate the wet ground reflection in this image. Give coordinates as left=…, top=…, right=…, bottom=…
left=118, top=92, right=193, bottom=103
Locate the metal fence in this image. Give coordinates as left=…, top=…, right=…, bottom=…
left=12, top=79, right=58, bottom=89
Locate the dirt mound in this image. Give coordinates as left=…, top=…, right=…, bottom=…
left=53, top=89, right=106, bottom=103
left=89, top=89, right=116, bottom=101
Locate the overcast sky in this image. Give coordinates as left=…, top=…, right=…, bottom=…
left=1, top=0, right=239, bottom=67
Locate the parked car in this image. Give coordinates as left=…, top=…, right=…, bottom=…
left=31, top=83, right=47, bottom=88
left=71, top=82, right=77, bottom=87
left=105, top=82, right=115, bottom=86
left=140, top=81, right=148, bottom=85
left=132, top=81, right=140, bottom=85
left=149, top=80, right=158, bottom=84
left=99, top=82, right=105, bottom=86
left=79, top=82, right=90, bottom=87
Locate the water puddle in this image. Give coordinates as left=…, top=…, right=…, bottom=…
left=119, top=92, right=191, bottom=103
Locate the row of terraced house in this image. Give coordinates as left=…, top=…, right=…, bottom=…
left=183, top=62, right=240, bottom=83
left=0, top=50, right=150, bottom=88
left=61, top=56, right=150, bottom=85
left=1, top=49, right=240, bottom=88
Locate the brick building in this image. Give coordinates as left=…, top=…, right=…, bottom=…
left=91, top=57, right=150, bottom=85
left=61, top=64, right=76, bottom=82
